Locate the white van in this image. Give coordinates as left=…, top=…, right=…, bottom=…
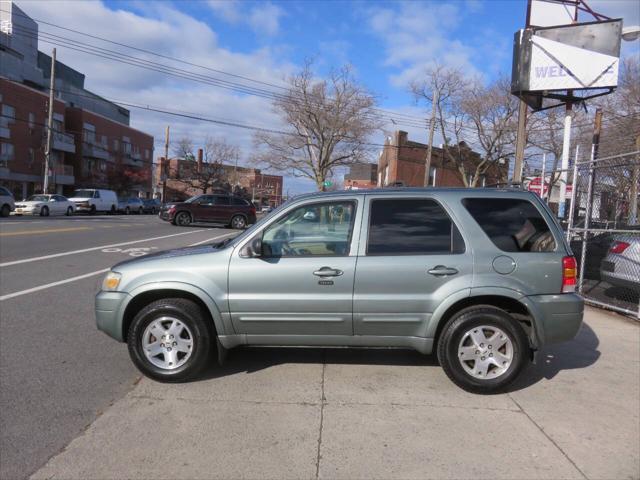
left=68, top=189, right=118, bottom=214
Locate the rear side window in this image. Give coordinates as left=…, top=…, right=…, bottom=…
left=232, top=197, right=248, bottom=206
left=367, top=198, right=465, bottom=255
left=214, top=195, right=230, bottom=206
left=462, top=198, right=556, bottom=252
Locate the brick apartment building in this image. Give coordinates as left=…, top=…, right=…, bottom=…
left=344, top=163, right=377, bottom=189
left=377, top=131, right=507, bottom=188
left=157, top=155, right=283, bottom=207
left=0, top=2, right=153, bottom=199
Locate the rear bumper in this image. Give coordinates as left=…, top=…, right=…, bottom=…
left=95, top=291, right=130, bottom=342
left=526, top=293, right=584, bottom=345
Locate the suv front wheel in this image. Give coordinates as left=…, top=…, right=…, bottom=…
left=437, top=306, right=528, bottom=394
left=127, top=298, right=213, bottom=382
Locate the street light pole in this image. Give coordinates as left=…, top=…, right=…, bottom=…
left=43, top=48, right=56, bottom=194
left=423, top=89, right=439, bottom=187
left=558, top=100, right=573, bottom=218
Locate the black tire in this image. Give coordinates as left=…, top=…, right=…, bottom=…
left=230, top=214, right=247, bottom=229
left=437, top=306, right=529, bottom=394
left=66, top=206, right=73, bottom=216
left=127, top=298, right=213, bottom=382
left=110, top=205, right=117, bottom=215
left=0, top=204, right=10, bottom=217
left=90, top=205, right=96, bottom=215
left=125, top=206, right=130, bottom=215
left=173, top=211, right=192, bottom=226
left=40, top=206, right=49, bottom=217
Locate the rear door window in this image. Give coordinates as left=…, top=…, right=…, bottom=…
left=214, top=195, right=230, bottom=206
left=462, top=198, right=556, bottom=252
left=367, top=198, right=465, bottom=255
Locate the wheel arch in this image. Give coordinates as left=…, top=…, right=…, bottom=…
left=121, top=283, right=226, bottom=342
left=428, top=289, right=539, bottom=349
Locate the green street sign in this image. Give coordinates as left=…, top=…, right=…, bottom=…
left=323, top=180, right=333, bottom=187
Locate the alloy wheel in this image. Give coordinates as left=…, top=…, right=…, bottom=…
left=141, top=316, right=194, bottom=370
left=457, top=325, right=514, bottom=379
left=176, top=212, right=191, bottom=226
left=231, top=215, right=246, bottom=229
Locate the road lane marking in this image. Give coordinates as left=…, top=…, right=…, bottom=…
left=0, top=227, right=91, bottom=237
left=0, top=230, right=205, bottom=267
left=189, top=232, right=238, bottom=246
left=0, top=268, right=110, bottom=301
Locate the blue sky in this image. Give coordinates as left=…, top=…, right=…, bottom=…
left=18, top=0, right=640, bottom=194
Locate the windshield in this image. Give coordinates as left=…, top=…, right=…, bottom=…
left=26, top=195, right=50, bottom=202
left=73, top=190, right=94, bottom=198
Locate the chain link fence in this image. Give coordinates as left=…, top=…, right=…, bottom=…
left=533, top=149, right=640, bottom=318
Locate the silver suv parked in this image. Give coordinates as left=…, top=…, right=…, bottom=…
left=95, top=188, right=583, bottom=393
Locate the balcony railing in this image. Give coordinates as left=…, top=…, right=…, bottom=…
left=53, top=164, right=74, bottom=176
left=83, top=142, right=110, bottom=161
left=51, top=131, right=76, bottom=154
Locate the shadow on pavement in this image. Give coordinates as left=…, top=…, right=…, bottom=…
left=196, top=322, right=600, bottom=393
left=507, top=321, right=601, bottom=392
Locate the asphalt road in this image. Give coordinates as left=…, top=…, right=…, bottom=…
left=0, top=214, right=238, bottom=480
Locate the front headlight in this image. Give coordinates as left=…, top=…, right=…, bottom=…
left=102, top=271, right=122, bottom=291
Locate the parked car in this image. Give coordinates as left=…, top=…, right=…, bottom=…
left=260, top=205, right=273, bottom=213
left=12, top=194, right=75, bottom=216
left=96, top=188, right=583, bottom=393
left=69, top=189, right=118, bottom=214
left=142, top=198, right=161, bottom=214
left=0, top=186, right=15, bottom=217
left=600, top=235, right=640, bottom=292
left=159, top=194, right=257, bottom=229
left=118, top=197, right=144, bottom=215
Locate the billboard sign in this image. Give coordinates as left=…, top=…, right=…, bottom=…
left=529, top=0, right=577, bottom=28
left=512, top=19, right=622, bottom=98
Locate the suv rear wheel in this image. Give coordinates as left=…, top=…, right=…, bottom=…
left=437, top=306, right=528, bottom=394
left=173, top=211, right=192, bottom=226
left=127, top=298, right=212, bottom=382
left=1, top=204, right=10, bottom=217
left=230, top=214, right=246, bottom=229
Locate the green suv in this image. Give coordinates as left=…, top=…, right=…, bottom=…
left=95, top=188, right=583, bottom=393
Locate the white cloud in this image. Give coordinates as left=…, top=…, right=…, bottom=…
left=364, top=2, right=479, bottom=87
left=208, top=0, right=285, bottom=37
left=13, top=0, right=316, bottom=193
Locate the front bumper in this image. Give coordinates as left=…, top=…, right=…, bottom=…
left=11, top=208, right=38, bottom=215
left=95, top=291, right=130, bottom=342
left=526, top=293, right=584, bottom=345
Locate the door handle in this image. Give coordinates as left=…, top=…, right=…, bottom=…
left=313, top=267, right=344, bottom=277
left=428, top=265, right=459, bottom=276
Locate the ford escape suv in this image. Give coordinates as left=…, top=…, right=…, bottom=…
left=95, top=188, right=583, bottom=393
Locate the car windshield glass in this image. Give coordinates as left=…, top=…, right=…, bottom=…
left=73, top=190, right=94, bottom=198
left=26, top=195, right=50, bottom=202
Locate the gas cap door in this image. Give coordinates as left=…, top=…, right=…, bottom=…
left=492, top=255, right=516, bottom=275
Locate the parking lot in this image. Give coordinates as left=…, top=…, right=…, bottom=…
left=1, top=214, right=639, bottom=480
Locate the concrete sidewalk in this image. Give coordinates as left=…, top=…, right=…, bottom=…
left=32, top=307, right=639, bottom=480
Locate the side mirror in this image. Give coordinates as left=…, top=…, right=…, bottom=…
left=241, top=236, right=263, bottom=258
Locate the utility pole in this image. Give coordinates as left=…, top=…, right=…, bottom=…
left=558, top=100, right=573, bottom=218
left=162, top=125, right=169, bottom=201
left=423, top=89, right=439, bottom=187
left=512, top=100, right=527, bottom=185
left=43, top=48, right=56, bottom=194
left=629, top=135, right=639, bottom=225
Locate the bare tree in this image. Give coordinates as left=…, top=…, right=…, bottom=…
left=254, top=62, right=380, bottom=191
left=173, top=136, right=239, bottom=194
left=173, top=136, right=195, bottom=159
left=411, top=66, right=517, bottom=187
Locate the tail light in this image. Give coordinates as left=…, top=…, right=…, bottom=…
left=610, top=241, right=630, bottom=254
left=562, top=256, right=577, bottom=293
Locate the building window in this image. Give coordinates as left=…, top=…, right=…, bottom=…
left=101, top=135, right=107, bottom=147
left=99, top=160, right=107, bottom=172
left=145, top=149, right=149, bottom=160
left=83, top=123, right=96, bottom=144
left=113, top=139, right=119, bottom=151
left=0, top=142, right=15, bottom=166
left=1, top=104, right=15, bottom=129
left=28, top=148, right=35, bottom=167
left=28, top=112, right=35, bottom=128
left=429, top=167, right=437, bottom=186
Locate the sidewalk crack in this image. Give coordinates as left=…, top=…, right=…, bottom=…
left=315, top=351, right=327, bottom=479
left=508, top=393, right=588, bottom=480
